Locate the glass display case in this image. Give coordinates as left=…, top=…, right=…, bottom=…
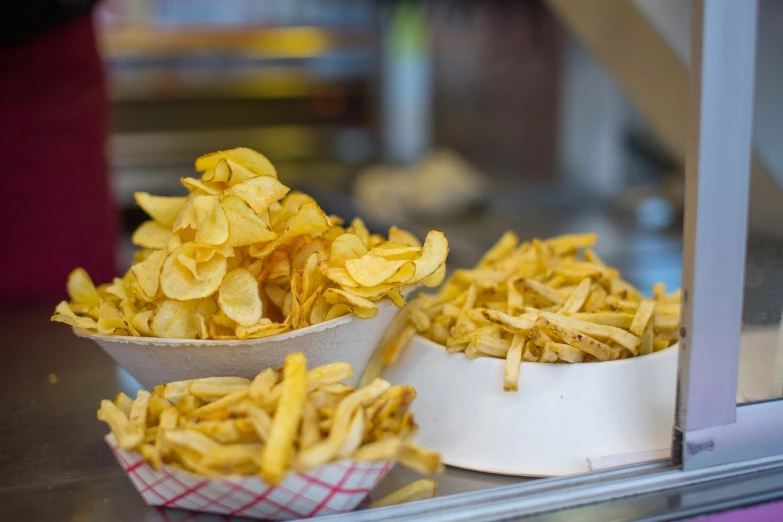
left=3, top=1, right=783, bottom=521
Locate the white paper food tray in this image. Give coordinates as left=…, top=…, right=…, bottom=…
left=106, top=434, right=393, bottom=520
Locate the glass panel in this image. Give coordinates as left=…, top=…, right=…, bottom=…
left=739, top=0, right=783, bottom=405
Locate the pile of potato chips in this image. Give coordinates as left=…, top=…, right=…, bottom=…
left=52, top=148, right=449, bottom=340
left=378, top=232, right=681, bottom=391
left=99, top=353, right=442, bottom=485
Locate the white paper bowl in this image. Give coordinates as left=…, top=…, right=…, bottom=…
left=382, top=335, right=678, bottom=477
left=76, top=298, right=400, bottom=389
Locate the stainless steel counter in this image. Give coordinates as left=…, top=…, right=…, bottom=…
left=0, top=308, right=525, bottom=521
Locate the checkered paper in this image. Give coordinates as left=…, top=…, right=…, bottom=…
left=106, top=434, right=393, bottom=520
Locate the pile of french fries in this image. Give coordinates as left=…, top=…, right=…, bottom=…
left=379, top=232, right=681, bottom=391
left=98, top=353, right=442, bottom=487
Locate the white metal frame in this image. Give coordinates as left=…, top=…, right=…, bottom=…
left=677, top=0, right=783, bottom=470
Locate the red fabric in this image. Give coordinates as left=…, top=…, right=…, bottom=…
left=0, top=13, right=117, bottom=304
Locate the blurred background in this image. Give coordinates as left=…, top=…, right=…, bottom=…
left=7, top=0, right=783, bottom=327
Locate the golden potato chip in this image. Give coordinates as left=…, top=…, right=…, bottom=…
left=130, top=250, right=166, bottom=302
left=195, top=147, right=278, bottom=179
left=323, top=289, right=378, bottom=319
left=51, top=301, right=97, bottom=330
left=150, top=300, right=204, bottom=339
left=369, top=243, right=422, bottom=261
left=218, top=268, right=262, bottom=327
left=347, top=217, right=371, bottom=246
left=413, top=231, right=449, bottom=281
left=345, top=256, right=412, bottom=287
left=135, top=193, right=186, bottom=228
left=419, top=263, right=446, bottom=288
left=221, top=195, right=277, bottom=247
left=329, top=234, right=369, bottom=268
left=286, top=201, right=330, bottom=238
left=132, top=221, right=170, bottom=250
left=235, top=321, right=291, bottom=340
left=227, top=176, right=290, bottom=217
left=192, top=195, right=230, bottom=246
left=181, top=177, right=221, bottom=195
left=160, top=243, right=228, bottom=300
left=323, top=267, right=360, bottom=288
left=67, top=268, right=101, bottom=307
left=388, top=226, right=422, bottom=248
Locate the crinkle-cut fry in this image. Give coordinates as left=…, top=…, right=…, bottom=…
left=261, top=353, right=307, bottom=485
left=570, top=312, right=634, bottom=329
left=557, top=277, right=592, bottom=314
left=296, top=378, right=391, bottom=470
left=523, top=279, right=565, bottom=305
left=370, top=479, right=438, bottom=508
left=540, top=311, right=641, bottom=353
left=399, top=441, right=444, bottom=474
left=629, top=300, right=656, bottom=336
left=504, top=334, right=524, bottom=392
left=382, top=324, right=417, bottom=365
left=537, top=317, right=613, bottom=361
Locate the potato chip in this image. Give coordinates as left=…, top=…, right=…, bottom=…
left=132, top=221, right=170, bottom=250
left=413, top=231, right=449, bottom=281
left=227, top=176, right=290, bottom=216
left=218, top=268, right=262, bottom=327
left=135, top=193, right=186, bottom=228
left=345, top=256, right=412, bottom=287
left=161, top=243, right=227, bottom=301
left=323, top=289, right=378, bottom=319
left=192, top=195, right=230, bottom=246
left=54, top=146, right=450, bottom=341
left=195, top=147, right=278, bottom=179
left=130, top=250, right=166, bottom=302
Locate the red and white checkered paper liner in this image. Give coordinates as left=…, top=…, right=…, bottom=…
left=106, top=434, right=393, bottom=520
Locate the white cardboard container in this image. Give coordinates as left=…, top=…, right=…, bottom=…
left=77, top=299, right=400, bottom=389
left=382, top=335, right=678, bottom=477
left=106, top=433, right=393, bottom=520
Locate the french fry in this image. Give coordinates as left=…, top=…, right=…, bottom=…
left=261, top=353, right=307, bottom=484
left=370, top=479, right=438, bottom=508
left=504, top=334, right=524, bottom=391
left=537, top=317, right=613, bottom=361
left=629, top=300, right=656, bottom=336
left=99, top=355, right=443, bottom=483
